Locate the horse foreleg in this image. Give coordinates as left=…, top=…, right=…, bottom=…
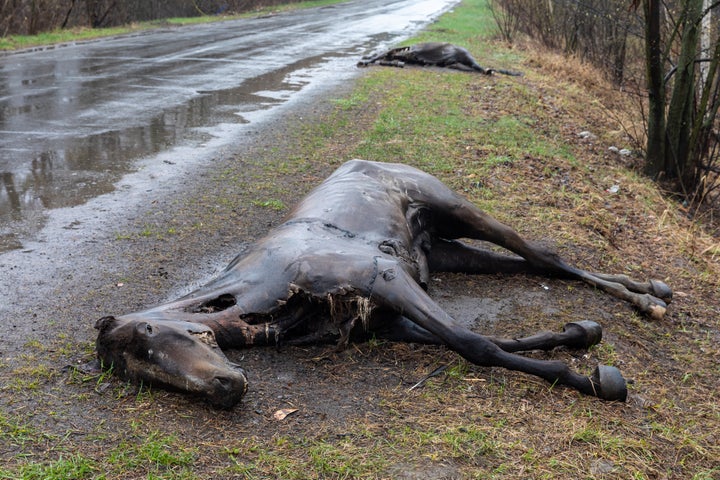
left=486, top=320, right=603, bottom=352
left=357, top=47, right=408, bottom=67
left=379, top=314, right=604, bottom=353
left=370, top=267, right=627, bottom=401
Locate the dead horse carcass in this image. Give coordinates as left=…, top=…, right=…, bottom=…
left=95, top=160, right=671, bottom=408
left=357, top=42, right=522, bottom=76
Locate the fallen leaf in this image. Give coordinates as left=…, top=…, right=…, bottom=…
left=273, top=408, right=299, bottom=421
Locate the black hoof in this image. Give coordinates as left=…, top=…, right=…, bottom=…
left=563, top=320, right=603, bottom=349
left=650, top=280, right=673, bottom=303
left=591, top=365, right=627, bottom=401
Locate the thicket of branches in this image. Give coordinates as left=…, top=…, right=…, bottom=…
left=0, top=0, right=304, bottom=35
left=490, top=0, right=720, bottom=211
left=489, top=0, right=643, bottom=84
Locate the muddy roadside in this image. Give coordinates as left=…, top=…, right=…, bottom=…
left=0, top=77, right=351, bottom=404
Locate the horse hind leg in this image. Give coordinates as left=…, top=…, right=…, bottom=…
left=365, top=162, right=670, bottom=319
left=590, top=273, right=672, bottom=303
left=429, top=205, right=672, bottom=319
left=572, top=270, right=670, bottom=320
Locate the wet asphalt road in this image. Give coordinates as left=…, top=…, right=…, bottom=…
left=0, top=0, right=459, bottom=254
left=0, top=0, right=460, bottom=348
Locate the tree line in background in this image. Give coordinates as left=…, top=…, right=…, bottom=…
left=490, top=0, right=720, bottom=208
left=0, top=0, right=304, bottom=35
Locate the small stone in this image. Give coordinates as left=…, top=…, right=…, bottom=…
left=591, top=459, right=616, bottom=475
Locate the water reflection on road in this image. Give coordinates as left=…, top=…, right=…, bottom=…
left=0, top=0, right=460, bottom=253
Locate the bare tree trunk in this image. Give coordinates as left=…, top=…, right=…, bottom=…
left=688, top=7, right=720, bottom=196
left=664, top=0, right=702, bottom=189
left=644, top=0, right=666, bottom=178
left=84, top=0, right=117, bottom=27
left=699, top=0, right=711, bottom=99
left=61, top=0, right=77, bottom=28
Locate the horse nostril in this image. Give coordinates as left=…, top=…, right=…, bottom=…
left=214, top=376, right=235, bottom=391
left=210, top=371, right=248, bottom=408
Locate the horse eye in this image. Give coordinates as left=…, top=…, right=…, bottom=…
left=135, top=322, right=157, bottom=337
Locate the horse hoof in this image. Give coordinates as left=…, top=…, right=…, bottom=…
left=648, top=303, right=666, bottom=321
left=563, top=320, right=603, bottom=349
left=650, top=280, right=673, bottom=303
left=591, top=365, right=627, bottom=401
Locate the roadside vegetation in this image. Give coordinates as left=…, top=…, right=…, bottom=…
left=0, top=0, right=343, bottom=51
left=489, top=0, right=720, bottom=224
left=1, top=0, right=719, bottom=478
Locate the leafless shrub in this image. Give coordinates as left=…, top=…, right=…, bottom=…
left=0, top=0, right=308, bottom=36
left=487, top=0, right=520, bottom=42
left=491, top=0, right=640, bottom=85
left=493, top=0, right=720, bottom=217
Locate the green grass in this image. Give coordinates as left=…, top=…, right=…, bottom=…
left=0, top=411, right=41, bottom=448
left=409, top=0, right=499, bottom=45
left=0, top=26, right=129, bottom=50
left=2, top=454, right=98, bottom=480
left=251, top=198, right=287, bottom=211
left=222, top=434, right=388, bottom=478
left=107, top=430, right=197, bottom=474
left=1, top=409, right=198, bottom=480
left=341, top=2, right=572, bottom=190
left=219, top=422, right=507, bottom=479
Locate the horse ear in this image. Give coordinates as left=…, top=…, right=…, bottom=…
left=94, top=316, right=117, bottom=331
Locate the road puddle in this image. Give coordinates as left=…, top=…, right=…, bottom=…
left=0, top=0, right=460, bottom=253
